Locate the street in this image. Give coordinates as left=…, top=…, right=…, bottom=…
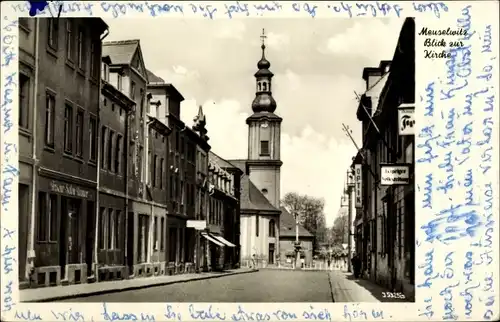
left=59, top=270, right=334, bottom=303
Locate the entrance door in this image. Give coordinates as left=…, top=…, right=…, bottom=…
left=67, top=199, right=81, bottom=264
left=86, top=201, right=95, bottom=276
left=18, top=184, right=30, bottom=281
left=268, top=243, right=275, bottom=265
left=127, top=212, right=134, bottom=273
left=210, top=243, right=217, bottom=271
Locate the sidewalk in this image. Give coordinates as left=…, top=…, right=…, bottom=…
left=329, top=271, right=411, bottom=303
left=21, top=268, right=257, bottom=302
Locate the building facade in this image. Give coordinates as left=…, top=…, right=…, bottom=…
left=230, top=32, right=282, bottom=267
left=96, top=56, right=135, bottom=282
left=352, top=18, right=415, bottom=300
left=23, top=18, right=108, bottom=287
left=18, top=17, right=38, bottom=288
left=279, top=207, right=314, bottom=267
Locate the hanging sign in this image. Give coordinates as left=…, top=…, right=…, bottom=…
left=380, top=164, right=410, bottom=185
left=354, top=164, right=362, bottom=208
left=398, top=103, right=415, bottom=136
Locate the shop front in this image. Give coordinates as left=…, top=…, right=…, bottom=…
left=34, top=176, right=96, bottom=287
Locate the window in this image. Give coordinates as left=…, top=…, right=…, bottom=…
left=45, top=93, right=55, bottom=147
left=138, top=145, right=144, bottom=181
left=19, top=74, right=29, bottom=129
left=19, top=18, right=30, bottom=30
left=99, top=207, right=106, bottom=249
left=65, top=20, right=73, bottom=61
left=260, top=140, right=269, bottom=156
left=269, top=219, right=275, bottom=237
left=160, top=217, right=165, bottom=251
left=256, top=215, right=259, bottom=237
left=130, top=81, right=136, bottom=100
left=102, top=63, right=109, bottom=82
left=147, top=151, right=152, bottom=185
left=153, top=155, right=157, bottom=187
left=153, top=217, right=158, bottom=250
left=159, top=158, right=164, bottom=189
left=108, top=209, right=115, bottom=249
left=90, top=42, right=97, bottom=79
left=77, top=27, right=84, bottom=69
left=101, top=126, right=107, bottom=168
left=75, top=109, right=84, bottom=157
left=64, top=104, right=73, bottom=153
left=47, top=19, right=58, bottom=49
left=37, top=192, right=47, bottom=241
left=115, top=134, right=123, bottom=174
left=117, top=74, right=123, bottom=91
left=107, top=130, right=114, bottom=171
left=89, top=116, right=97, bottom=162
left=115, top=211, right=121, bottom=250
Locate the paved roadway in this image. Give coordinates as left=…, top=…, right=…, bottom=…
left=61, top=270, right=333, bottom=302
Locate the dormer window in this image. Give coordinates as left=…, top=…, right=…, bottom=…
left=102, top=62, right=109, bottom=82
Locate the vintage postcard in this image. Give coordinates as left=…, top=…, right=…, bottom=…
left=1, top=1, right=498, bottom=321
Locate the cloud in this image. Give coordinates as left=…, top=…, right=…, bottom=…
left=283, top=69, right=301, bottom=91
left=319, top=19, right=403, bottom=60
left=266, top=32, right=290, bottom=48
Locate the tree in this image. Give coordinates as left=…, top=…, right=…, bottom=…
left=281, top=192, right=327, bottom=253
left=331, top=210, right=350, bottom=246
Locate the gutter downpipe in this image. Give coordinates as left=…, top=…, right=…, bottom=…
left=145, top=118, right=154, bottom=264
left=93, top=27, right=110, bottom=281
left=27, top=17, right=40, bottom=284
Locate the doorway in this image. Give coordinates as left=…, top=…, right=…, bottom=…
left=59, top=197, right=81, bottom=278
left=18, top=184, right=30, bottom=281
left=85, top=201, right=95, bottom=276
left=268, top=243, right=275, bottom=265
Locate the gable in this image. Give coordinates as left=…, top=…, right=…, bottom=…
left=131, top=44, right=148, bottom=82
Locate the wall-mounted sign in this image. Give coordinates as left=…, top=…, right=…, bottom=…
left=380, top=164, right=410, bottom=185
left=50, top=181, right=90, bottom=198
left=187, top=220, right=207, bottom=231
left=354, top=164, right=362, bottom=208
left=398, top=104, right=415, bottom=136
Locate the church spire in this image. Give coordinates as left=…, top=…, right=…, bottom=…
left=251, top=28, right=277, bottom=114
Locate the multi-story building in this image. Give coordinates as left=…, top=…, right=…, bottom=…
left=352, top=17, right=415, bottom=300
left=18, top=17, right=37, bottom=288
left=200, top=152, right=239, bottom=271
left=102, top=39, right=154, bottom=278
left=147, top=70, right=198, bottom=275
left=95, top=55, right=136, bottom=282
left=229, top=31, right=282, bottom=267
left=22, top=18, right=108, bottom=288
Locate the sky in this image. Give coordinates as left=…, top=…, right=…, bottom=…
left=104, top=18, right=404, bottom=227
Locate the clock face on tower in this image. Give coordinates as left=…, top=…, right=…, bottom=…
left=260, top=122, right=269, bottom=128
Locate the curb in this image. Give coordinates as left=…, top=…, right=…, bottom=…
left=26, top=269, right=259, bottom=303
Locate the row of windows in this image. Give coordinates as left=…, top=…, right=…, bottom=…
left=148, top=153, right=165, bottom=189
left=45, top=92, right=98, bottom=162
left=100, top=126, right=124, bottom=174
left=171, top=130, right=196, bottom=163
left=169, top=176, right=196, bottom=208
left=47, top=19, right=100, bottom=79
left=255, top=216, right=276, bottom=237
left=98, top=207, right=122, bottom=250
left=209, top=198, right=223, bottom=226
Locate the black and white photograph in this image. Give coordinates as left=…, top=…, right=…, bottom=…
left=16, top=16, right=415, bottom=304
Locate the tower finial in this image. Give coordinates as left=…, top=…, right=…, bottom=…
left=260, top=28, right=267, bottom=48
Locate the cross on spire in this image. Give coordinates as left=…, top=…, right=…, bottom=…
left=260, top=28, right=267, bottom=46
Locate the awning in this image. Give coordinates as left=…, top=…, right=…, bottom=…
left=210, top=234, right=236, bottom=247
left=201, top=232, right=224, bottom=246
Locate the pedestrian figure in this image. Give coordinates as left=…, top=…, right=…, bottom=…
left=351, top=253, right=361, bottom=278
left=251, top=254, right=256, bottom=268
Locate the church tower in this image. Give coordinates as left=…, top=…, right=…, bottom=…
left=247, top=29, right=283, bottom=209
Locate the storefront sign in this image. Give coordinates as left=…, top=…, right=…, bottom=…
left=50, top=181, right=90, bottom=198
left=380, top=164, right=410, bottom=185
left=187, top=220, right=207, bottom=231
left=354, top=164, right=362, bottom=208
left=398, top=104, right=415, bottom=136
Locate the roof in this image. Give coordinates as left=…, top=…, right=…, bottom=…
left=209, top=152, right=241, bottom=172
left=227, top=159, right=248, bottom=174
left=279, top=207, right=314, bottom=238
left=147, top=69, right=165, bottom=83
left=239, top=175, right=280, bottom=213
left=102, top=39, right=140, bottom=65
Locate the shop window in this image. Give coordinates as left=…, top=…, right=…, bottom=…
left=98, top=207, right=106, bottom=250
left=115, top=210, right=121, bottom=250
left=153, top=217, right=158, bottom=250
left=160, top=217, right=165, bottom=251
left=169, top=227, right=177, bottom=262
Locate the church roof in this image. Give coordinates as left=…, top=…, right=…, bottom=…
left=102, top=39, right=140, bottom=65
left=239, top=175, right=280, bottom=214
left=279, top=206, right=314, bottom=238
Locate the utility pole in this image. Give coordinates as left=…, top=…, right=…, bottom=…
left=343, top=169, right=355, bottom=273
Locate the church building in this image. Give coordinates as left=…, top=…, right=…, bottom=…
left=229, top=30, right=283, bottom=267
